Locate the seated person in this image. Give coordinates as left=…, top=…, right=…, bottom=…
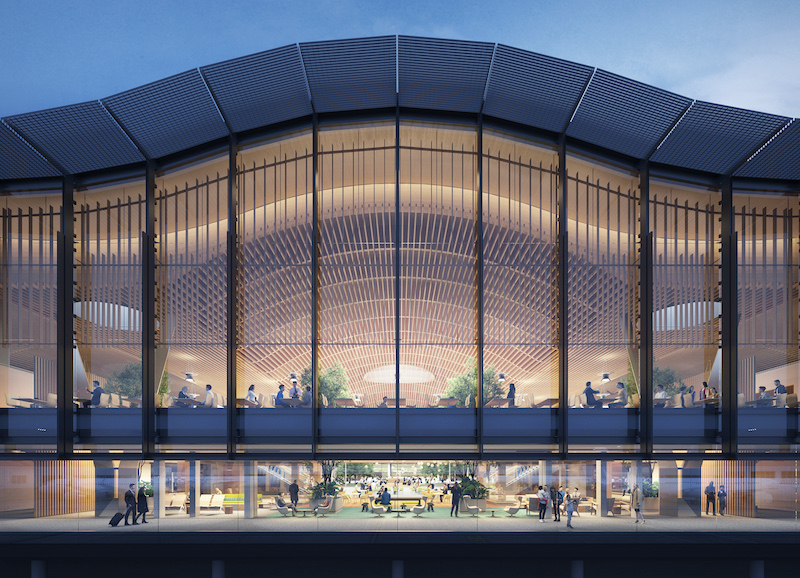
left=313, top=495, right=330, bottom=516
left=288, top=380, right=301, bottom=399
left=300, top=386, right=312, bottom=408
left=654, top=384, right=667, bottom=408
left=275, top=384, right=290, bottom=408
left=608, top=382, right=628, bottom=408
left=201, top=384, right=214, bottom=408
left=245, top=384, right=258, bottom=405
left=85, top=380, right=105, bottom=408
left=582, top=382, right=603, bottom=408
left=677, top=385, right=690, bottom=408
left=755, top=386, right=773, bottom=408
left=380, top=488, right=392, bottom=511
left=174, top=385, right=192, bottom=407
left=275, top=493, right=297, bottom=515
left=701, top=381, right=713, bottom=401
left=378, top=396, right=388, bottom=408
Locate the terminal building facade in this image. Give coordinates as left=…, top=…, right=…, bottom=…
left=0, top=36, right=799, bottom=576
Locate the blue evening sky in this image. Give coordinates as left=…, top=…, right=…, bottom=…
left=1, top=0, right=798, bottom=118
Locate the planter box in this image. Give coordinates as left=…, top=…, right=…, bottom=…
left=643, top=497, right=659, bottom=513
left=309, top=496, right=343, bottom=513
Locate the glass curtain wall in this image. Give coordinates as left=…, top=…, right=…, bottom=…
left=237, top=129, right=314, bottom=453
left=155, top=156, right=229, bottom=452
left=735, top=189, right=800, bottom=449
left=317, top=121, right=396, bottom=452
left=482, top=129, right=559, bottom=452
left=0, top=189, right=61, bottom=452
left=399, top=122, right=477, bottom=453
left=73, top=179, right=145, bottom=452
left=651, top=180, right=722, bottom=452
left=567, top=157, right=640, bottom=451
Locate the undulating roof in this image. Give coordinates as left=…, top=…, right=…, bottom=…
left=1, top=36, right=797, bottom=181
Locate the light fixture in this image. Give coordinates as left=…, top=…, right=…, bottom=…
left=601, top=373, right=610, bottom=383
left=185, top=373, right=194, bottom=383
left=498, top=373, right=506, bottom=383
left=290, top=372, right=298, bottom=385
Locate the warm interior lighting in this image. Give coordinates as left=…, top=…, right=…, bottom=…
left=185, top=373, right=194, bottom=383
left=601, top=373, right=610, bottom=383
left=498, top=373, right=506, bottom=383
left=363, top=365, right=435, bottom=384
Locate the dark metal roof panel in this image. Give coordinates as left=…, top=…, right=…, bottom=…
left=483, top=44, right=593, bottom=134
left=651, top=101, right=789, bottom=174
left=103, top=69, right=229, bottom=159
left=734, top=120, right=800, bottom=180
left=201, top=44, right=312, bottom=133
left=5, top=102, right=145, bottom=175
left=398, top=36, right=494, bottom=113
left=0, top=122, right=61, bottom=179
left=567, top=69, right=691, bottom=159
left=300, top=36, right=396, bottom=113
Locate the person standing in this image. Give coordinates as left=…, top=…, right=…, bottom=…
left=631, top=483, right=645, bottom=524
left=135, top=485, right=149, bottom=524
left=704, top=481, right=716, bottom=515
left=289, top=480, right=300, bottom=508
left=450, top=482, right=462, bottom=517
left=537, top=486, right=548, bottom=522
left=506, top=383, right=516, bottom=408
left=123, top=483, right=138, bottom=526
left=288, top=380, right=301, bottom=400
left=549, top=484, right=560, bottom=521
left=565, top=490, right=575, bottom=528
left=718, top=485, right=727, bottom=516
left=774, top=380, right=787, bottom=395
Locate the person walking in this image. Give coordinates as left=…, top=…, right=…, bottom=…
left=565, top=490, right=575, bottom=528
left=704, top=481, right=716, bottom=515
left=289, top=480, right=300, bottom=508
left=631, top=483, right=645, bottom=524
left=718, top=485, right=727, bottom=516
left=450, top=481, right=462, bottom=517
left=537, top=486, right=548, bottom=522
left=135, top=485, right=149, bottom=524
left=123, top=483, right=138, bottom=526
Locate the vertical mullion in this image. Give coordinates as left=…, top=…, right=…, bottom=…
left=557, top=138, right=568, bottom=457
left=312, top=114, right=320, bottom=458
left=476, top=115, right=484, bottom=457
left=721, top=176, right=737, bottom=456
left=395, top=104, right=401, bottom=456
left=57, top=175, right=74, bottom=458
left=142, top=162, right=156, bottom=457
left=227, top=136, right=239, bottom=458
left=639, top=161, right=653, bottom=457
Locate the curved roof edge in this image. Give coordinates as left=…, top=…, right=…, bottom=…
left=1, top=36, right=798, bottom=182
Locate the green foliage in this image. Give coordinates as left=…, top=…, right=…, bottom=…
left=445, top=362, right=505, bottom=407
left=104, top=361, right=142, bottom=398
left=643, top=480, right=659, bottom=498
left=340, top=462, right=374, bottom=477
left=460, top=478, right=490, bottom=499
left=137, top=481, right=154, bottom=497
left=420, top=462, right=449, bottom=477
left=309, top=480, right=341, bottom=499
left=157, top=371, right=170, bottom=397
left=653, top=360, right=686, bottom=397
left=300, top=362, right=351, bottom=405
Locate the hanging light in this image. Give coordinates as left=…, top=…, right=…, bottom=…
left=185, top=373, right=194, bottom=383
left=498, top=373, right=506, bottom=383
left=290, top=372, right=298, bottom=385
left=601, top=373, right=610, bottom=383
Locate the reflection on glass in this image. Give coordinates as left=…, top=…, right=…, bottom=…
left=567, top=158, right=639, bottom=450
left=155, top=157, right=229, bottom=451
left=735, top=191, right=800, bottom=445
left=0, top=190, right=61, bottom=452
left=73, top=179, right=145, bottom=451
left=651, top=182, right=721, bottom=452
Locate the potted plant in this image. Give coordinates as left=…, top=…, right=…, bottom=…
left=308, top=480, right=343, bottom=513
left=459, top=478, right=490, bottom=512
left=642, top=480, right=659, bottom=513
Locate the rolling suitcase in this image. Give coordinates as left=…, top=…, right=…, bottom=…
left=109, top=512, right=124, bottom=527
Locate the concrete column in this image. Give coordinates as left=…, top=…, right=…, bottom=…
left=538, top=460, right=552, bottom=488
left=630, top=461, right=643, bottom=518
left=596, top=460, right=608, bottom=517
left=152, top=460, right=166, bottom=519
left=570, top=560, right=583, bottom=578
left=189, top=460, right=200, bottom=518
left=31, top=560, right=45, bottom=578
left=244, top=461, right=258, bottom=519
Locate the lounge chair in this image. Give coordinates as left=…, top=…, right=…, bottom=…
left=411, top=497, right=427, bottom=517
left=315, top=496, right=332, bottom=517
left=462, top=496, right=480, bottom=517
left=503, top=504, right=520, bottom=516
left=274, top=496, right=293, bottom=517
left=372, top=504, right=388, bottom=518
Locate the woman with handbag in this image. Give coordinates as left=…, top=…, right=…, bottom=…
left=537, top=486, right=548, bottom=522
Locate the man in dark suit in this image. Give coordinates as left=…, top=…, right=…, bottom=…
left=450, top=482, right=462, bottom=517
left=288, top=480, right=300, bottom=508
left=124, top=483, right=138, bottom=525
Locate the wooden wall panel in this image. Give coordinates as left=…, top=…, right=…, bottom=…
left=701, top=460, right=755, bottom=518
left=34, top=460, right=95, bottom=517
